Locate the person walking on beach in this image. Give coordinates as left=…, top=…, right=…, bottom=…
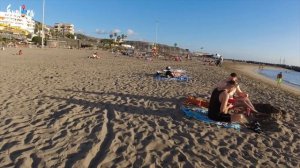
left=219, top=56, right=224, bottom=66
left=215, top=54, right=223, bottom=66
left=276, top=72, right=283, bottom=87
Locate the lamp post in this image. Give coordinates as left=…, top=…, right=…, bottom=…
left=41, top=0, right=45, bottom=48
left=155, top=21, right=158, bottom=46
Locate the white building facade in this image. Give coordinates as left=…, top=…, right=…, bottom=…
left=0, top=4, right=35, bottom=35
left=54, top=23, right=75, bottom=35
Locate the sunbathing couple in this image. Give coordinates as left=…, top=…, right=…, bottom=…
left=208, top=73, right=263, bottom=125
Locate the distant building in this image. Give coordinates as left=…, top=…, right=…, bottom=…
left=54, top=23, right=74, bottom=35
left=0, top=4, right=35, bottom=35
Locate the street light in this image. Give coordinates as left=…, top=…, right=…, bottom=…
left=41, top=0, right=45, bottom=48
left=155, top=21, right=158, bottom=46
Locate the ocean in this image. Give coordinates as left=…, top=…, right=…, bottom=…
left=258, top=68, right=300, bottom=89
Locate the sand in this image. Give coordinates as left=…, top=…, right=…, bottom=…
left=0, top=48, right=299, bottom=168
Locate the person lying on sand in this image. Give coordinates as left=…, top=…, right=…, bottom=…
left=216, top=73, right=258, bottom=113
left=88, top=52, right=100, bottom=59
left=174, top=56, right=182, bottom=61
left=165, top=66, right=184, bottom=78
left=208, top=80, right=245, bottom=123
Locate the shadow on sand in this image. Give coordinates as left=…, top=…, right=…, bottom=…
left=45, top=89, right=186, bottom=121
left=44, top=89, right=283, bottom=133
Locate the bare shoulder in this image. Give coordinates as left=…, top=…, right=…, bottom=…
left=219, top=90, right=229, bottom=101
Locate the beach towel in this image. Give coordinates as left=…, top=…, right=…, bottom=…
left=183, top=96, right=209, bottom=108
left=154, top=69, right=189, bottom=81
left=181, top=105, right=240, bottom=130
left=154, top=75, right=189, bottom=81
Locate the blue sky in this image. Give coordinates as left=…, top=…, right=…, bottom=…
left=1, top=0, right=300, bottom=66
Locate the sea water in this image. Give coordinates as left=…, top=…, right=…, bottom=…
left=258, top=68, right=300, bottom=89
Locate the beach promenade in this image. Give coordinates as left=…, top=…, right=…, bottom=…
left=0, top=48, right=299, bottom=167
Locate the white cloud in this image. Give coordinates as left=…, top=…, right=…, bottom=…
left=111, top=28, right=121, bottom=34
left=127, top=29, right=135, bottom=36
left=75, top=29, right=86, bottom=34
left=75, top=29, right=82, bottom=33
left=95, top=29, right=108, bottom=34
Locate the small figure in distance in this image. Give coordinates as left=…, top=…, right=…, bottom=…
left=276, top=72, right=283, bottom=87
left=18, top=49, right=23, bottom=55
left=165, top=66, right=175, bottom=78
left=88, top=52, right=100, bottom=59
left=165, top=66, right=184, bottom=78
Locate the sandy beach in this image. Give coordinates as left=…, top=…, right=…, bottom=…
left=0, top=48, right=299, bottom=168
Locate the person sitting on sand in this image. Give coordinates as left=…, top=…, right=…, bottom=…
left=175, top=56, right=182, bottom=62
left=164, top=66, right=185, bottom=78
left=18, top=49, right=22, bottom=55
left=208, top=80, right=245, bottom=122
left=165, top=66, right=175, bottom=78
left=216, top=73, right=258, bottom=113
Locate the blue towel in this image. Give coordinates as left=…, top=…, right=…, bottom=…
left=154, top=75, right=189, bottom=81
left=181, top=105, right=240, bottom=130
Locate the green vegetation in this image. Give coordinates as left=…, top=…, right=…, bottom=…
left=108, top=33, right=127, bottom=44
left=66, top=33, right=75, bottom=39
left=100, top=39, right=114, bottom=49
left=32, top=36, right=42, bottom=45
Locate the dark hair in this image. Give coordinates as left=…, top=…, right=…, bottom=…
left=230, top=73, right=237, bottom=77
left=226, top=80, right=238, bottom=86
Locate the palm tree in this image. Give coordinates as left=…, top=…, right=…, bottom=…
left=116, top=35, right=121, bottom=43
left=174, top=43, right=177, bottom=48
left=120, top=34, right=127, bottom=43
left=113, top=32, right=118, bottom=42
left=34, top=22, right=43, bottom=37
left=109, top=34, right=113, bottom=39
left=61, top=25, right=65, bottom=37
left=174, top=43, right=178, bottom=55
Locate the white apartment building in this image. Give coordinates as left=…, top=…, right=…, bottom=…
left=54, top=23, right=75, bottom=35
left=0, top=4, right=35, bottom=35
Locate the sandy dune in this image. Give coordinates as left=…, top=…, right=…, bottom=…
left=0, top=48, right=299, bottom=168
